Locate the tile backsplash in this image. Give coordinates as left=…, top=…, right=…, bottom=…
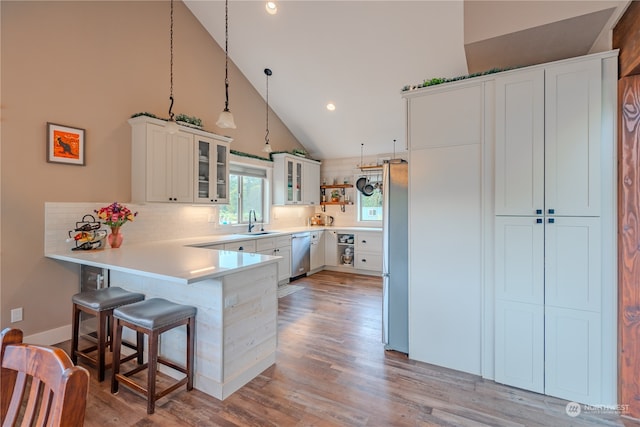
left=45, top=202, right=314, bottom=254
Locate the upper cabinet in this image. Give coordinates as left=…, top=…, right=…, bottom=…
left=495, top=59, right=602, bottom=217
left=129, top=116, right=231, bottom=204
left=195, top=136, right=229, bottom=204
left=272, top=153, right=321, bottom=206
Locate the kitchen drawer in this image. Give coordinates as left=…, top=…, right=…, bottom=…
left=355, top=252, right=382, bottom=272
left=256, top=237, right=276, bottom=252
left=356, top=232, right=383, bottom=254
left=276, top=235, right=291, bottom=248
left=224, top=240, right=257, bottom=252
left=201, top=243, right=225, bottom=250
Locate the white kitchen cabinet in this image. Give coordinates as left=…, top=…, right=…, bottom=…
left=354, top=231, right=382, bottom=272
left=544, top=59, right=602, bottom=217
left=257, top=235, right=291, bottom=283
left=404, top=50, right=617, bottom=406
left=324, top=230, right=338, bottom=266
left=494, top=69, right=545, bottom=216
left=302, top=160, right=321, bottom=205
left=130, top=116, right=232, bottom=204
left=142, top=123, right=194, bottom=203
left=494, top=299, right=544, bottom=393
left=310, top=230, right=325, bottom=272
left=224, top=240, right=257, bottom=252
left=493, top=53, right=615, bottom=405
left=272, top=153, right=321, bottom=205
left=194, top=135, right=230, bottom=204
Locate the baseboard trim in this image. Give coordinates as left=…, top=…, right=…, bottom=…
left=24, top=324, right=71, bottom=346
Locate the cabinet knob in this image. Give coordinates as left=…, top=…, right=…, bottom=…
left=548, top=218, right=555, bottom=224
left=238, top=246, right=244, bottom=251
left=362, top=259, right=367, bottom=262
left=536, top=209, right=542, bottom=215
left=362, top=240, right=367, bottom=244
left=536, top=218, right=542, bottom=224
left=548, top=209, right=555, bottom=214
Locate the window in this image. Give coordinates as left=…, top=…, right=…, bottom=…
left=219, top=164, right=267, bottom=225
left=358, top=184, right=383, bottom=222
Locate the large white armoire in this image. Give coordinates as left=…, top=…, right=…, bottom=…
left=403, top=50, right=618, bottom=405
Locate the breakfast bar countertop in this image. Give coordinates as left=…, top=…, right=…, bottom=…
left=45, top=241, right=280, bottom=285
left=45, top=225, right=382, bottom=285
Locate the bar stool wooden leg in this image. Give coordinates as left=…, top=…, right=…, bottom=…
left=147, top=330, right=159, bottom=414
left=187, top=316, right=195, bottom=391
left=111, top=320, right=123, bottom=395
left=71, top=303, right=81, bottom=365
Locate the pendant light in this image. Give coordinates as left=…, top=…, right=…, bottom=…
left=165, top=0, right=179, bottom=134
left=216, top=0, right=236, bottom=129
left=262, top=68, right=273, bottom=153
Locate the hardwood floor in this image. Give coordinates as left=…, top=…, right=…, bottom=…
left=58, top=271, right=640, bottom=426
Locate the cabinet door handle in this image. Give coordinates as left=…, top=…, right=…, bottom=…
left=238, top=246, right=244, bottom=251
left=536, top=218, right=542, bottom=224
left=536, top=209, right=542, bottom=215
left=361, top=259, right=367, bottom=263
left=548, top=218, right=555, bottom=224
left=362, top=240, right=367, bottom=243
left=548, top=209, right=555, bottom=214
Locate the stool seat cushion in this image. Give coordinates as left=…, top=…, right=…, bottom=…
left=113, top=298, right=197, bottom=330
left=72, top=287, right=145, bottom=311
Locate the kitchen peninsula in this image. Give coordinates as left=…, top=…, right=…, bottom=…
left=46, top=241, right=280, bottom=400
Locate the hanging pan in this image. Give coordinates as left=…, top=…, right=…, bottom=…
left=356, top=176, right=367, bottom=192
left=362, top=182, right=375, bottom=196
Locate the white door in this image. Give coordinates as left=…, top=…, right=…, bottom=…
left=494, top=69, right=545, bottom=216
left=303, top=161, right=320, bottom=205
left=324, top=230, right=338, bottom=266
left=545, top=217, right=601, bottom=312
left=495, top=300, right=544, bottom=393
left=494, top=216, right=544, bottom=304
left=545, top=59, right=601, bottom=216
left=545, top=306, right=601, bottom=404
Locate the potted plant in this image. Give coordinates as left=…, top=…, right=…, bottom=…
left=330, top=190, right=340, bottom=202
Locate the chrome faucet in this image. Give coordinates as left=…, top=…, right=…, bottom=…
left=248, top=209, right=257, bottom=233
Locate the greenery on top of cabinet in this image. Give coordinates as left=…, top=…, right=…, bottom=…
left=402, top=66, right=521, bottom=92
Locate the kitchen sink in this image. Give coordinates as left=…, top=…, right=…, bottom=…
left=239, top=231, right=276, bottom=236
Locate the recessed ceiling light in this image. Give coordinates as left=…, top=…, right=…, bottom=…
left=326, top=103, right=336, bottom=111
left=265, top=2, right=277, bottom=15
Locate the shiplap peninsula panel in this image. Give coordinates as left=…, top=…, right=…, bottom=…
left=110, top=262, right=278, bottom=400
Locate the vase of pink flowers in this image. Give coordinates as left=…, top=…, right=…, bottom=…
left=95, top=202, right=137, bottom=248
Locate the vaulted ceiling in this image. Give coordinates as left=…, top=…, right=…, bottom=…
left=185, top=0, right=630, bottom=160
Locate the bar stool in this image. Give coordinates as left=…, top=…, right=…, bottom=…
left=111, top=298, right=196, bottom=414
left=71, top=287, right=145, bottom=382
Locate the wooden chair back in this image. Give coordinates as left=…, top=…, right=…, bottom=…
left=1, top=328, right=89, bottom=427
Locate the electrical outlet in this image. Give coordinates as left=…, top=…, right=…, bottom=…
left=224, top=294, right=239, bottom=308
left=11, top=308, right=23, bottom=323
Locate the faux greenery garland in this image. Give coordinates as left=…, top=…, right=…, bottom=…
left=402, top=66, right=520, bottom=92
left=130, top=112, right=202, bottom=127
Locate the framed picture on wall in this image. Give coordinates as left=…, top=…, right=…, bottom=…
left=47, top=122, right=85, bottom=165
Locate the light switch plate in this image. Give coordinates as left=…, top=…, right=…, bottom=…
left=11, top=308, right=23, bottom=323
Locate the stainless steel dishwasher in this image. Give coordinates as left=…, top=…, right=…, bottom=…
left=291, top=232, right=311, bottom=279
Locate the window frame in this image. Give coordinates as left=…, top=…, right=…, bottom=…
left=218, top=160, right=271, bottom=229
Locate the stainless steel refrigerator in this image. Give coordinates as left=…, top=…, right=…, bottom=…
left=382, top=159, right=409, bottom=353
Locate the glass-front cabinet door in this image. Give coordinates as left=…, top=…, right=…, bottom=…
left=195, top=136, right=229, bottom=204
left=285, top=158, right=303, bottom=204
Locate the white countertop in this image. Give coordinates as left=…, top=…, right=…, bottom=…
left=45, top=226, right=381, bottom=284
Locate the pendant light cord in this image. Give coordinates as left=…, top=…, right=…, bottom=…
left=168, top=0, right=175, bottom=121
left=265, top=69, right=270, bottom=145
left=223, top=0, right=230, bottom=112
